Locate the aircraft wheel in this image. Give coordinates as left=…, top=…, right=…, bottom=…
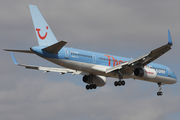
left=114, top=81, right=123, bottom=86
left=89, top=85, right=93, bottom=89
left=86, top=85, right=90, bottom=90
left=114, top=81, right=119, bottom=86
left=121, top=81, right=125, bottom=86
left=118, top=81, right=122, bottom=86
left=86, top=84, right=97, bottom=90
left=157, top=91, right=163, bottom=96
left=93, top=84, right=97, bottom=89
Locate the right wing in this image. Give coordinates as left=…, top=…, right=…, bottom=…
left=10, top=52, right=85, bottom=75
left=106, top=29, right=173, bottom=74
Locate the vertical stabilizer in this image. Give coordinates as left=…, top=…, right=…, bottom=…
left=29, top=4, right=58, bottom=46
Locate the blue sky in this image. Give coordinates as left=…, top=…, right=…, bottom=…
left=1, top=0, right=180, bottom=120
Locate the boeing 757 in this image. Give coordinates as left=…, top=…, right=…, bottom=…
left=4, top=5, right=177, bottom=96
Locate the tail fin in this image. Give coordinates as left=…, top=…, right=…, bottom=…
left=29, top=4, right=58, bottom=46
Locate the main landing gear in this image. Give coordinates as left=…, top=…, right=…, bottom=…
left=85, top=75, right=97, bottom=90
left=114, top=80, right=125, bottom=86
left=157, top=83, right=163, bottom=96
left=114, top=71, right=125, bottom=87
left=86, top=84, right=97, bottom=90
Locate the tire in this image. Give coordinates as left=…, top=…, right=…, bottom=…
left=86, top=85, right=89, bottom=90
left=114, top=81, right=118, bottom=86
left=93, top=84, right=97, bottom=89
left=121, top=81, right=125, bottom=86
left=157, top=92, right=163, bottom=96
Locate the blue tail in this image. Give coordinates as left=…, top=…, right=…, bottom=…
left=29, top=4, right=58, bottom=46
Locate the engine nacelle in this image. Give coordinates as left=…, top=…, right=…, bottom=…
left=83, top=75, right=106, bottom=87
left=134, top=67, right=157, bottom=80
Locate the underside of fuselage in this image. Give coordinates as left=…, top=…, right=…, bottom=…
left=43, top=57, right=177, bottom=85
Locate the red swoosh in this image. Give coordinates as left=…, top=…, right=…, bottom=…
left=36, top=26, right=48, bottom=40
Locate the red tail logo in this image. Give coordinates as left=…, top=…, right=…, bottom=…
left=36, top=26, right=48, bottom=40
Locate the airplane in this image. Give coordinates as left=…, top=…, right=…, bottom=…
left=4, top=4, right=177, bottom=96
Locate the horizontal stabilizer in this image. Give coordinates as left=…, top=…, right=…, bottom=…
left=42, top=41, right=67, bottom=54
left=10, top=52, right=85, bottom=75
left=4, top=49, right=34, bottom=54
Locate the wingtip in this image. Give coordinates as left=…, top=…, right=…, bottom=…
left=10, top=52, right=18, bottom=65
left=168, top=29, right=172, bottom=46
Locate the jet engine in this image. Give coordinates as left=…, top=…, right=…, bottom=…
left=134, top=67, right=157, bottom=80
left=83, top=75, right=106, bottom=87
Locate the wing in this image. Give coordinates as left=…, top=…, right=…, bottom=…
left=106, top=29, right=173, bottom=74
left=10, top=52, right=85, bottom=75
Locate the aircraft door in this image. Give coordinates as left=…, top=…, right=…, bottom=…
left=93, top=55, right=96, bottom=63
left=64, top=48, right=69, bottom=59
left=168, top=68, right=171, bottom=76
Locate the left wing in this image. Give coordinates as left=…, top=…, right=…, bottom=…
left=10, top=52, right=84, bottom=75
left=106, top=29, right=172, bottom=74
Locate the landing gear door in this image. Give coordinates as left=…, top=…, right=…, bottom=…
left=64, top=48, right=69, bottom=59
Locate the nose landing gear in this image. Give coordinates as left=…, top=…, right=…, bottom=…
left=157, top=83, right=163, bottom=96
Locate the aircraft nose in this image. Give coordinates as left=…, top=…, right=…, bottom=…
left=171, top=71, right=177, bottom=84
left=172, top=75, right=177, bottom=84
left=174, top=74, right=177, bottom=83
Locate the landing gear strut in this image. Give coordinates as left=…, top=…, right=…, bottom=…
left=85, top=74, right=97, bottom=90
left=114, top=71, right=125, bottom=87
left=157, top=83, right=163, bottom=96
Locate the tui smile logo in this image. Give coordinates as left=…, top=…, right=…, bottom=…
left=36, top=26, right=48, bottom=40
